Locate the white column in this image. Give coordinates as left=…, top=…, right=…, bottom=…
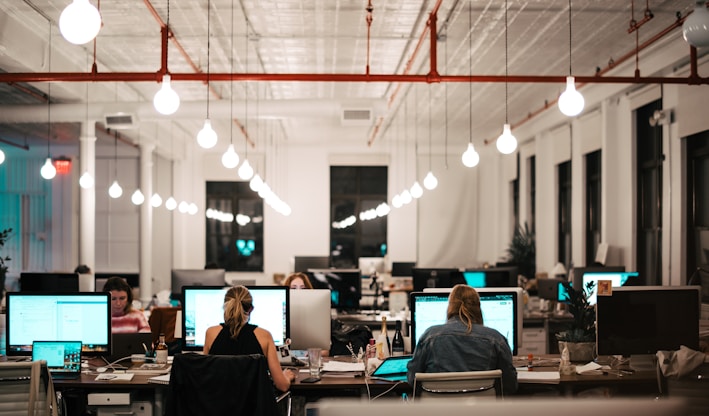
left=139, top=141, right=155, bottom=304
left=79, top=121, right=97, bottom=270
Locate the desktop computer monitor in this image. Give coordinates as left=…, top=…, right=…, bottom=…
left=94, top=272, right=140, bottom=293
left=293, top=256, right=330, bottom=273
left=288, top=289, right=332, bottom=351
left=170, top=269, right=226, bottom=302
left=181, top=285, right=289, bottom=351
left=410, top=287, right=522, bottom=355
left=596, top=286, right=700, bottom=364
left=19, top=272, right=80, bottom=292
left=358, top=257, right=385, bottom=275
left=581, top=271, right=640, bottom=305
left=306, top=269, right=362, bottom=311
left=391, top=262, right=416, bottom=277
left=411, top=268, right=462, bottom=292
left=6, top=292, right=112, bottom=356
left=569, top=266, right=625, bottom=291
left=462, top=267, right=519, bottom=288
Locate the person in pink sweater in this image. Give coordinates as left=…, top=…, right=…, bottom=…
left=103, top=276, right=151, bottom=333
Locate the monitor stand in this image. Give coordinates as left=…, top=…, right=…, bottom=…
left=629, top=354, right=656, bottom=372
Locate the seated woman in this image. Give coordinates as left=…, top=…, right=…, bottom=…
left=406, top=284, right=518, bottom=394
left=283, top=272, right=313, bottom=289
left=103, top=276, right=151, bottom=333
left=203, top=285, right=295, bottom=392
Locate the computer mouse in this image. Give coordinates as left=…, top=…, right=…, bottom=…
left=96, top=367, right=108, bottom=373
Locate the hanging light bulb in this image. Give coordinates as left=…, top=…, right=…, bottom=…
left=392, top=194, right=402, bottom=208
left=238, top=159, right=254, bottom=180
left=40, top=157, right=57, bottom=180
left=151, top=193, right=163, bottom=208
left=400, top=189, right=412, bottom=204
left=462, top=143, right=480, bottom=167
left=249, top=174, right=264, bottom=192
left=0, top=149, right=5, bottom=165
left=165, top=196, right=177, bottom=211
left=423, top=171, right=438, bottom=190
left=496, top=124, right=518, bottom=155
left=188, top=203, right=198, bottom=215
left=178, top=201, right=189, bottom=213
left=410, top=181, right=423, bottom=199
left=221, top=144, right=240, bottom=168
left=108, top=180, right=123, bottom=198
left=558, top=76, right=585, bottom=116
left=153, top=74, right=180, bottom=115
left=59, top=0, right=102, bottom=45
left=131, top=189, right=145, bottom=205
left=683, top=0, right=709, bottom=48
left=197, top=119, right=218, bottom=149
left=79, top=171, right=94, bottom=188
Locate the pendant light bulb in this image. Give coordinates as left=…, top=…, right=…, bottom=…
left=188, top=203, right=198, bottom=215
left=153, top=74, right=180, bottom=115
left=496, top=124, right=518, bottom=155
left=165, top=196, right=177, bottom=211
left=151, top=193, right=163, bottom=208
left=59, top=0, right=102, bottom=45
left=131, top=189, right=145, bottom=205
left=558, top=76, right=585, bottom=117
left=410, top=181, right=424, bottom=199
left=0, top=149, right=5, bottom=165
left=392, top=194, right=402, bottom=209
left=400, top=189, right=412, bottom=205
left=178, top=201, right=189, bottom=213
left=40, top=157, right=56, bottom=180
left=462, top=143, right=480, bottom=168
left=423, top=171, right=438, bottom=190
left=238, top=159, right=254, bottom=180
left=221, top=144, right=240, bottom=169
left=683, top=1, right=709, bottom=48
left=197, top=119, right=218, bottom=149
left=249, top=174, right=264, bottom=192
left=79, top=171, right=94, bottom=188
left=108, top=180, right=123, bottom=198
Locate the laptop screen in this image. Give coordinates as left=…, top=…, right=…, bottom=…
left=32, top=341, right=82, bottom=376
left=371, top=356, right=413, bottom=381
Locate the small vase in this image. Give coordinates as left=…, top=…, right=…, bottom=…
left=558, top=341, right=596, bottom=363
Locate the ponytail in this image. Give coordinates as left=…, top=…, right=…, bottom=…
left=223, top=285, right=253, bottom=339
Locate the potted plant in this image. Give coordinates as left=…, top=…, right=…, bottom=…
left=555, top=280, right=596, bottom=362
left=0, top=228, right=12, bottom=303
left=504, top=222, right=535, bottom=281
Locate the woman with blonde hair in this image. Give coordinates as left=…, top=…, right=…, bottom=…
left=203, top=285, right=295, bottom=392
left=406, top=284, right=517, bottom=394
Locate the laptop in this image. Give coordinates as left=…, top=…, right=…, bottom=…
left=32, top=341, right=82, bottom=379
left=370, top=355, right=413, bottom=382
left=109, top=332, right=155, bottom=364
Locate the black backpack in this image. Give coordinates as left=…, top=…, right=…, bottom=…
left=329, top=319, right=373, bottom=357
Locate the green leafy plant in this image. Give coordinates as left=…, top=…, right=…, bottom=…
left=556, top=280, right=596, bottom=342
left=0, top=228, right=12, bottom=275
left=504, top=222, right=535, bottom=280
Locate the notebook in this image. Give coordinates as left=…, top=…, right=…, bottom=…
left=109, top=332, right=155, bottom=363
left=32, top=341, right=82, bottom=379
left=370, top=355, right=413, bottom=382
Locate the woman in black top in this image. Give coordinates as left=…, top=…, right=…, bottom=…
left=203, top=285, right=295, bottom=392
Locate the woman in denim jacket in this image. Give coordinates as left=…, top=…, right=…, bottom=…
left=406, top=284, right=518, bottom=394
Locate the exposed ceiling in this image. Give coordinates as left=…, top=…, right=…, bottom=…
left=0, top=0, right=704, bottom=159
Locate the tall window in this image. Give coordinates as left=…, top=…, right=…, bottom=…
left=528, top=155, right=536, bottom=233
left=205, top=182, right=264, bottom=272
left=330, top=166, right=388, bottom=269
left=558, top=161, right=572, bottom=267
left=686, top=129, right=709, bottom=296
left=585, top=150, right=602, bottom=265
left=636, top=99, right=663, bottom=285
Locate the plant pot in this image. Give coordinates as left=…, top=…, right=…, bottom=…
left=558, top=341, right=595, bottom=363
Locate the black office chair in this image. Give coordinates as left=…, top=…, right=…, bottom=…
left=165, top=353, right=290, bottom=416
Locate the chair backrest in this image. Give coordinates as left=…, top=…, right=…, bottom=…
left=413, top=369, right=503, bottom=401
left=165, top=353, right=281, bottom=416
left=0, top=360, right=58, bottom=416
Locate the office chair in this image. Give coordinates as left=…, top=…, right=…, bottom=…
left=165, top=353, right=290, bottom=416
left=0, top=360, right=59, bottom=415
left=412, top=369, right=503, bottom=401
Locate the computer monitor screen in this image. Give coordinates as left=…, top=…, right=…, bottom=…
left=307, top=269, right=362, bottom=311
left=170, top=269, right=226, bottom=301
left=358, top=257, right=385, bottom=275
left=293, top=256, right=330, bottom=273
left=288, top=289, right=332, bottom=351
left=581, top=271, right=640, bottom=305
left=463, top=267, right=519, bottom=288
left=537, top=277, right=566, bottom=301
left=19, top=273, right=80, bottom=292
left=181, top=285, right=289, bottom=351
left=6, top=292, right=111, bottom=356
left=411, top=268, right=463, bottom=292
left=391, top=262, right=416, bottom=277
left=94, top=273, right=140, bottom=293
left=596, top=286, right=700, bottom=357
left=570, top=266, right=625, bottom=291
left=410, top=287, right=522, bottom=355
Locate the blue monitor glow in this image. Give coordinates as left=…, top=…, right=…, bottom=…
left=463, top=267, right=519, bottom=288
left=581, top=271, right=639, bottom=305
left=411, top=268, right=462, bottom=292
left=410, top=287, right=522, bottom=355
left=19, top=273, right=80, bottom=292
left=288, top=289, right=332, bottom=351
left=570, top=266, right=625, bottom=291
left=596, top=286, right=700, bottom=358
left=307, top=269, right=362, bottom=311
left=462, top=271, right=486, bottom=287
left=6, top=292, right=112, bottom=356
left=181, top=285, right=289, bottom=351
left=170, top=269, right=226, bottom=302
